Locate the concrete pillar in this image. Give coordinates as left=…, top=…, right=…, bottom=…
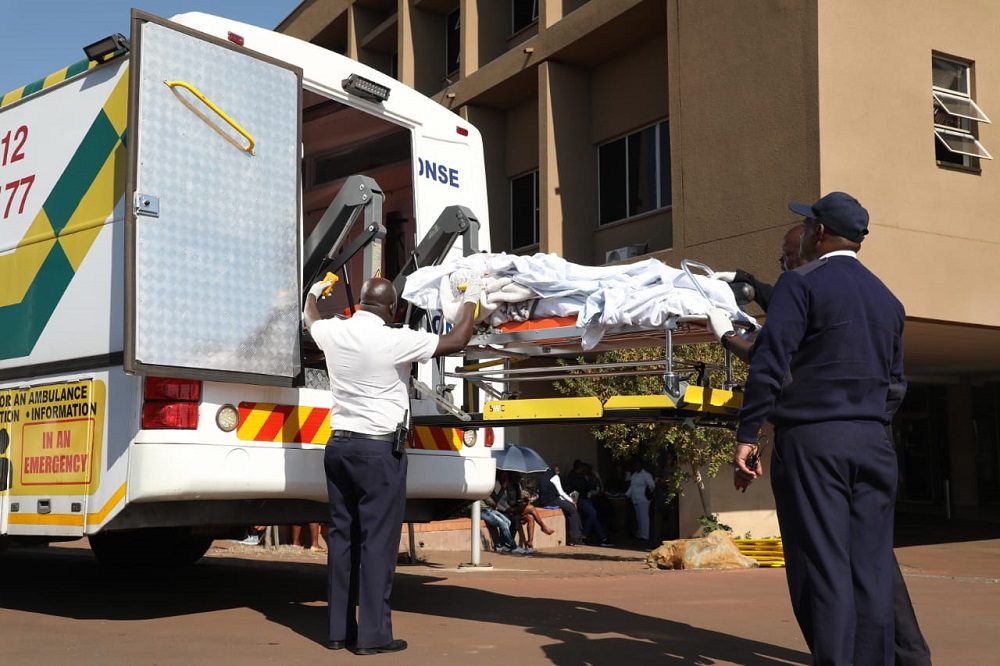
left=540, top=0, right=561, bottom=28
left=538, top=61, right=594, bottom=262
left=947, top=381, right=979, bottom=512
left=345, top=5, right=359, bottom=60
left=396, top=0, right=416, bottom=87
left=460, top=0, right=478, bottom=77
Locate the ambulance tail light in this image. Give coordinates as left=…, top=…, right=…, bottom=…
left=484, top=427, right=495, bottom=447
left=144, top=377, right=201, bottom=401
left=142, top=377, right=201, bottom=430
left=142, top=402, right=199, bottom=430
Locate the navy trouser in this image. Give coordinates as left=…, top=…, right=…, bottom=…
left=324, top=434, right=407, bottom=649
left=577, top=497, right=606, bottom=541
left=772, top=421, right=897, bottom=666
left=552, top=498, right=583, bottom=544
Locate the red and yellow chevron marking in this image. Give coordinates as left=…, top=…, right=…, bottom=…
left=410, top=426, right=463, bottom=452
left=236, top=402, right=464, bottom=451
left=237, top=402, right=331, bottom=445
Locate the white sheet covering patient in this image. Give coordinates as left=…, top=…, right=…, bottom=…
left=402, top=252, right=754, bottom=350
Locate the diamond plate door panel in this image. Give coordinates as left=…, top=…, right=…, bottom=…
left=129, top=19, right=301, bottom=383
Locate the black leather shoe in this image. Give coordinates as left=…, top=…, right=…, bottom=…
left=327, top=640, right=348, bottom=650
left=352, top=639, right=407, bottom=655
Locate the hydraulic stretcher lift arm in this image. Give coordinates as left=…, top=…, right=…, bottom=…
left=302, top=174, right=386, bottom=313
left=301, top=172, right=480, bottom=320
left=392, top=205, right=480, bottom=328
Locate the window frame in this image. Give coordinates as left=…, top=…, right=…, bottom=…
left=510, top=169, right=540, bottom=251
left=596, top=120, right=671, bottom=227
left=934, top=126, right=992, bottom=160
left=511, top=0, right=540, bottom=35
left=445, top=8, right=461, bottom=78
left=932, top=53, right=992, bottom=168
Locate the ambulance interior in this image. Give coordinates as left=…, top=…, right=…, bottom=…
left=299, top=90, right=416, bottom=372
left=301, top=89, right=415, bottom=320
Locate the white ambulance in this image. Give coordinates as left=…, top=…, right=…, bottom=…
left=0, top=10, right=498, bottom=565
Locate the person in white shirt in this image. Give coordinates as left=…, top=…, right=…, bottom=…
left=625, top=462, right=656, bottom=542
left=303, top=276, right=480, bottom=655
left=535, top=465, right=584, bottom=546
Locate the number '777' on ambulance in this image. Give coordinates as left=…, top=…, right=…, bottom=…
left=0, top=10, right=498, bottom=565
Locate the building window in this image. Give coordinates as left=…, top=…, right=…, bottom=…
left=598, top=120, right=671, bottom=225
left=512, top=0, right=539, bottom=34
left=446, top=9, right=461, bottom=77
left=511, top=170, right=539, bottom=249
left=933, top=54, right=991, bottom=169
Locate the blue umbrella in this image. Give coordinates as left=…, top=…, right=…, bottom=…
left=492, top=444, right=549, bottom=474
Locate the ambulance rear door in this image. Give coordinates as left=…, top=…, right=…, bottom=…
left=124, top=10, right=303, bottom=386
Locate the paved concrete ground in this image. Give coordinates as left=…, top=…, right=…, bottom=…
left=2, top=519, right=998, bottom=665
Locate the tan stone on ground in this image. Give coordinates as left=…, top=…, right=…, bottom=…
left=645, top=529, right=759, bottom=570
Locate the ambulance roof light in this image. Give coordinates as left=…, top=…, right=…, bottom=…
left=83, top=33, right=130, bottom=62
left=342, top=74, right=390, bottom=103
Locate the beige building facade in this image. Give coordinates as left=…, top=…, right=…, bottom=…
left=279, top=0, right=1000, bottom=536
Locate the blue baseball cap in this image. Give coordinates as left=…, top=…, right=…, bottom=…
left=788, top=191, right=869, bottom=243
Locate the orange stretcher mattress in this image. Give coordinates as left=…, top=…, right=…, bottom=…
left=495, top=315, right=578, bottom=333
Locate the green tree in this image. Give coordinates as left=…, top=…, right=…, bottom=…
left=554, top=343, right=747, bottom=517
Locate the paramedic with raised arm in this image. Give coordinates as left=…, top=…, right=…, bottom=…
left=303, top=276, right=481, bottom=655
left=733, top=192, right=906, bottom=666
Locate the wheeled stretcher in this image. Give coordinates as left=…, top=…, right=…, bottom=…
left=408, top=259, right=753, bottom=430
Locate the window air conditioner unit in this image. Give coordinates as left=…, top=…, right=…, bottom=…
left=605, top=243, right=648, bottom=264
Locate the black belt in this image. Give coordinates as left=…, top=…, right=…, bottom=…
left=331, top=429, right=395, bottom=442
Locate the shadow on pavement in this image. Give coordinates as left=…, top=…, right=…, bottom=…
left=0, top=546, right=329, bottom=622
left=0, top=545, right=809, bottom=665
left=387, top=573, right=810, bottom=666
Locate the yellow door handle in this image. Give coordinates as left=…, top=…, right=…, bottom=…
left=164, top=80, right=256, bottom=155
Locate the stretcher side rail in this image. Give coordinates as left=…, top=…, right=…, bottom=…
left=454, top=314, right=752, bottom=402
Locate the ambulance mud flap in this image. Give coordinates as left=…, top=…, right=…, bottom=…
left=124, top=11, right=303, bottom=387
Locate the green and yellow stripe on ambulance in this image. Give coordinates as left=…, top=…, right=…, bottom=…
left=0, top=63, right=129, bottom=361
left=0, top=50, right=124, bottom=109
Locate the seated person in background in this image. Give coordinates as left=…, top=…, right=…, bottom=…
left=497, top=471, right=554, bottom=554
left=482, top=486, right=520, bottom=553
left=535, top=465, right=583, bottom=546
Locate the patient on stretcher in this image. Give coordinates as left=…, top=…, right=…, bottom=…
left=402, top=252, right=754, bottom=350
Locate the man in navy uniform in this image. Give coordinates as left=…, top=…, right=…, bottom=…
left=733, top=192, right=907, bottom=665
left=304, top=275, right=480, bottom=655
left=707, top=222, right=930, bottom=665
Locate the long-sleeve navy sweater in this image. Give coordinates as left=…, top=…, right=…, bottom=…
left=736, top=254, right=906, bottom=443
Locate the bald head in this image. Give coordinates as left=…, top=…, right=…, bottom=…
left=358, top=277, right=397, bottom=322
left=800, top=218, right=861, bottom=262
left=781, top=224, right=806, bottom=272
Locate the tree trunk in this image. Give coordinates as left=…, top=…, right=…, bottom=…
left=692, top=464, right=710, bottom=516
